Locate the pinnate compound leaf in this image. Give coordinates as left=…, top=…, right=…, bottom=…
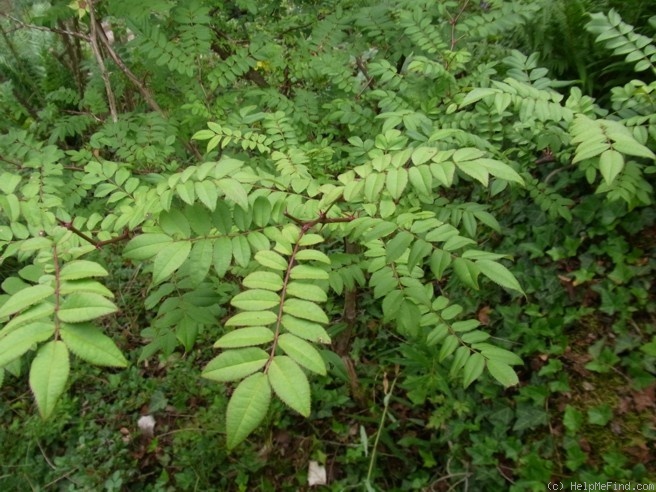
left=202, top=347, right=269, bottom=382
left=290, top=265, right=329, bottom=280
left=0, top=322, right=54, bottom=367
left=294, top=249, right=331, bottom=264
left=59, top=261, right=109, bottom=280
left=124, top=234, right=173, bottom=260
left=57, top=293, right=117, bottom=323
left=283, top=299, right=328, bottom=324
left=217, top=178, right=249, bottom=210
left=462, top=352, right=485, bottom=388
left=214, top=327, right=274, bottom=348
left=231, top=290, right=280, bottom=311
left=386, top=231, right=414, bottom=263
left=475, top=259, right=524, bottom=294
left=268, top=356, right=311, bottom=417
left=225, top=311, right=277, bottom=327
left=152, top=241, right=192, bottom=284
left=255, top=250, right=288, bottom=270
left=285, top=282, right=327, bottom=302
left=281, top=315, right=331, bottom=344
left=212, top=236, right=233, bottom=277
left=59, top=323, right=127, bottom=367
left=195, top=181, right=219, bottom=211
left=278, top=334, right=326, bottom=375
left=29, top=341, right=69, bottom=419
left=226, top=373, right=271, bottom=449
left=486, top=360, right=519, bottom=387
left=598, top=149, right=624, bottom=185
left=242, top=271, right=283, bottom=291
left=0, top=285, right=54, bottom=319
left=453, top=257, right=480, bottom=289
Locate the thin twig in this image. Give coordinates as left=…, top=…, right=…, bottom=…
left=0, top=13, right=90, bottom=40
left=87, top=0, right=118, bottom=122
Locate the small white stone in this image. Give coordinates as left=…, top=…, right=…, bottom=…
left=138, top=415, right=156, bottom=437
left=307, top=460, right=327, bottom=486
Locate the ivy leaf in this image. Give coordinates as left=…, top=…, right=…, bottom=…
left=214, top=327, right=274, bottom=348
left=475, top=259, right=524, bottom=294
left=267, top=356, right=311, bottom=417
left=152, top=241, right=192, bottom=284
left=0, top=284, right=54, bottom=319
left=283, top=299, right=328, bottom=324
left=278, top=334, right=326, bottom=375
left=226, top=372, right=271, bottom=449
left=486, top=360, right=519, bottom=387
left=202, top=347, right=269, bottom=382
left=29, top=341, right=70, bottom=419
left=59, top=261, right=109, bottom=280
left=59, top=323, right=127, bottom=367
left=57, top=293, right=118, bottom=323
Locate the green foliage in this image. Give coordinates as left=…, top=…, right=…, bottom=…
left=1, top=0, right=655, bottom=489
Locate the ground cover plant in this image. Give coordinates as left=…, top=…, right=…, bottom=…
left=0, top=0, right=655, bottom=490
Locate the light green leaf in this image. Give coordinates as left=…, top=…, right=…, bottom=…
left=59, top=261, right=109, bottom=280
left=226, top=372, right=271, bottom=449
left=231, top=290, right=281, bottom=311
left=386, top=231, right=414, bottom=263
left=408, top=166, right=433, bottom=196
left=59, top=280, right=114, bottom=298
left=598, top=149, right=624, bottom=185
left=283, top=299, right=328, bottom=324
left=57, top=293, right=117, bottom=323
left=252, top=196, right=272, bottom=227
left=195, top=181, right=219, bottom=211
left=124, top=234, right=173, bottom=260
left=254, top=250, right=288, bottom=270
left=0, top=285, right=54, bottom=319
left=0, top=322, right=54, bottom=367
left=217, top=178, right=249, bottom=210
left=202, top=347, right=269, bottom=382
left=462, top=352, right=485, bottom=388
left=29, top=341, right=69, bottom=419
left=232, top=236, right=252, bottom=268
left=278, top=334, right=326, bottom=375
left=60, top=323, right=127, bottom=367
left=185, top=239, right=213, bottom=285
left=281, top=315, right=331, bottom=344
left=285, top=282, right=327, bottom=302
left=294, top=249, right=331, bottom=264
left=152, top=241, right=192, bottom=284
left=453, top=257, right=480, bottom=289
left=486, top=360, right=519, bottom=387
left=439, top=335, right=459, bottom=362
left=212, top=201, right=233, bottom=234
left=474, top=343, right=523, bottom=365
left=268, top=356, right=311, bottom=416
left=455, top=160, right=489, bottom=186
left=385, top=168, right=408, bottom=200
left=298, top=234, right=324, bottom=247
left=477, top=159, right=524, bottom=185
left=1, top=303, right=54, bottom=336
left=476, top=259, right=524, bottom=294
left=213, top=236, right=232, bottom=277
left=450, top=346, right=470, bottom=377
left=460, top=87, right=498, bottom=107
left=290, top=265, right=329, bottom=280
left=214, top=327, right=275, bottom=348
left=242, top=271, right=283, bottom=291
left=225, top=311, right=277, bottom=327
